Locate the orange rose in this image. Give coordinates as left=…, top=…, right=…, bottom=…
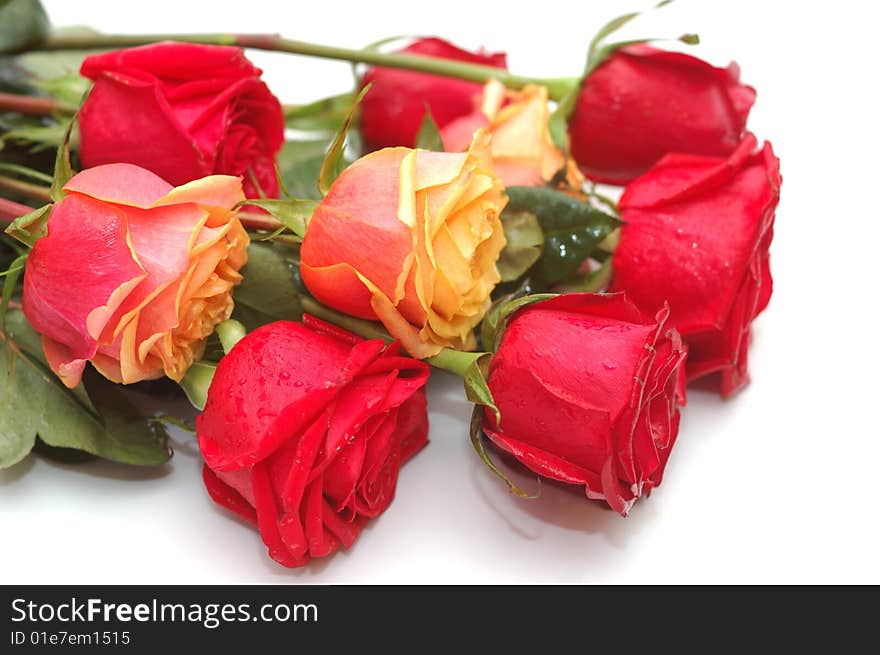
left=441, top=80, right=585, bottom=189
left=301, top=131, right=507, bottom=358
left=23, top=163, right=249, bottom=388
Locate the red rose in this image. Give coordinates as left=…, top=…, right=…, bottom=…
left=610, top=134, right=781, bottom=396
left=197, top=317, right=429, bottom=568
left=359, top=37, right=507, bottom=151
left=569, top=45, right=756, bottom=185
left=79, top=42, right=284, bottom=199
left=482, top=293, right=687, bottom=515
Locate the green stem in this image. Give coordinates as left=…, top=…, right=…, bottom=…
left=426, top=348, right=483, bottom=378
left=0, top=91, right=76, bottom=116
left=300, top=295, right=392, bottom=342
left=0, top=174, right=52, bottom=202
left=26, top=33, right=578, bottom=101
left=300, top=295, right=485, bottom=379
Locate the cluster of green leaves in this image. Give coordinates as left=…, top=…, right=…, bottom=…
left=495, top=185, right=621, bottom=297
left=0, top=308, right=173, bottom=469
left=0, top=1, right=85, bottom=154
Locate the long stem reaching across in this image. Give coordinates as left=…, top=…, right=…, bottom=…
left=20, top=33, right=578, bottom=101
left=0, top=92, right=76, bottom=116
left=0, top=175, right=52, bottom=203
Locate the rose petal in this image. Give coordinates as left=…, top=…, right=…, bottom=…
left=22, top=194, right=146, bottom=388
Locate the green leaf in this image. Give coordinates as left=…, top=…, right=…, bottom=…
left=285, top=91, right=355, bottom=133
left=0, top=309, right=172, bottom=468
left=78, top=369, right=172, bottom=464
left=469, top=406, right=539, bottom=499
left=49, top=119, right=75, bottom=202
left=4, top=202, right=50, bottom=246
left=318, top=84, right=371, bottom=196
left=33, top=73, right=88, bottom=109
left=215, top=319, right=246, bottom=355
left=415, top=111, right=444, bottom=152
left=587, top=9, right=641, bottom=57
left=0, top=161, right=52, bottom=184
left=151, top=414, right=195, bottom=434
left=231, top=242, right=303, bottom=332
left=463, top=353, right=497, bottom=422
left=0, top=251, right=26, bottom=329
left=0, top=0, right=49, bottom=54
left=239, top=198, right=317, bottom=239
left=426, top=348, right=499, bottom=422
left=3, top=34, right=98, bottom=107
left=179, top=361, right=216, bottom=411
left=586, top=0, right=676, bottom=58
left=505, top=186, right=622, bottom=290
left=0, top=115, right=68, bottom=152
left=11, top=28, right=100, bottom=79
left=277, top=138, right=331, bottom=201
left=583, top=2, right=697, bottom=78
left=497, top=209, right=543, bottom=282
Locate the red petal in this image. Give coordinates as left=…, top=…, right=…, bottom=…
left=251, top=461, right=307, bottom=568
left=611, top=138, right=780, bottom=393
left=197, top=321, right=352, bottom=470
left=81, top=42, right=261, bottom=80
left=202, top=465, right=257, bottom=527
left=360, top=37, right=506, bottom=150
left=22, top=194, right=146, bottom=387
left=79, top=74, right=209, bottom=186
left=569, top=45, right=756, bottom=184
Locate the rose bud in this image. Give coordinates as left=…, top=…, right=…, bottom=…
left=79, top=42, right=284, bottom=199
left=198, top=317, right=429, bottom=568
left=441, top=80, right=584, bottom=189
left=359, top=37, right=507, bottom=151
left=301, top=131, right=507, bottom=358
left=482, top=293, right=687, bottom=516
left=23, top=163, right=249, bottom=388
left=569, top=45, right=756, bottom=185
left=610, top=134, right=781, bottom=396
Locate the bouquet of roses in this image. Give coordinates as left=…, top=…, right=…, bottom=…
left=0, top=0, right=780, bottom=568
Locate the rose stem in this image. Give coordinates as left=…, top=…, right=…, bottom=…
left=22, top=33, right=578, bottom=101
left=0, top=92, right=76, bottom=116
left=0, top=175, right=52, bottom=203
left=299, top=295, right=392, bottom=343
left=0, top=90, right=298, bottom=118
left=237, top=209, right=281, bottom=231
left=0, top=197, right=36, bottom=223
left=300, top=294, right=484, bottom=376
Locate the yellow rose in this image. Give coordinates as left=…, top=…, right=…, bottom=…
left=441, top=80, right=585, bottom=189
left=301, top=131, right=507, bottom=357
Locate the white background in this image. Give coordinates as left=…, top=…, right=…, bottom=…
left=2, top=0, right=878, bottom=584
